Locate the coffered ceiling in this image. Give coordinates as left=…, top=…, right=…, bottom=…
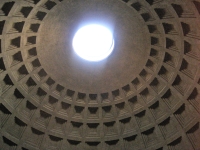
left=0, top=0, right=200, bottom=149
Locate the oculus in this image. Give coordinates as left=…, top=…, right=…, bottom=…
left=72, top=24, right=114, bottom=61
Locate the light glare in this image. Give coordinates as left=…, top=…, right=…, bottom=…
left=72, top=24, right=114, bottom=61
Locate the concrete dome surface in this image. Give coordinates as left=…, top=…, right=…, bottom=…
left=0, top=0, right=200, bottom=150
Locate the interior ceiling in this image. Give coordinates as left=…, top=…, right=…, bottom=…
left=0, top=0, right=200, bottom=150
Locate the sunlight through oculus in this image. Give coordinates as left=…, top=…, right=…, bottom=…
left=72, top=24, right=114, bottom=61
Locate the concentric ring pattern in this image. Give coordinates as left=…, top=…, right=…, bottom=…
left=0, top=0, right=200, bottom=150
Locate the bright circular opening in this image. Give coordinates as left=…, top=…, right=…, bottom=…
left=72, top=24, right=114, bottom=61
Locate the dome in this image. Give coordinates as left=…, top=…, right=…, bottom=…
left=0, top=0, right=200, bottom=149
